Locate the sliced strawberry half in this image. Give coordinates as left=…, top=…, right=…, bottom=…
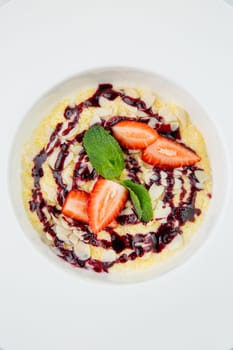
left=88, top=179, right=128, bottom=234
left=62, top=189, right=119, bottom=228
left=112, top=120, right=158, bottom=149
left=62, top=190, right=89, bottom=223
left=142, top=135, right=201, bottom=168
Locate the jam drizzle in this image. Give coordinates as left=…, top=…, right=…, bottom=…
left=29, top=84, right=209, bottom=273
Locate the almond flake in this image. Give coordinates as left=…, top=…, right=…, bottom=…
left=99, top=96, right=109, bottom=107
left=149, top=184, right=164, bottom=202
left=173, top=169, right=183, bottom=177
left=52, top=215, right=73, bottom=231
left=54, top=225, right=71, bottom=244
left=148, top=118, right=158, bottom=129
left=123, top=88, right=139, bottom=98
left=63, top=152, right=73, bottom=168
left=69, top=233, right=80, bottom=245
left=46, top=137, right=58, bottom=154
left=174, top=107, right=188, bottom=127
left=121, top=203, right=133, bottom=215
left=174, top=178, right=182, bottom=190
left=141, top=92, right=155, bottom=109
left=137, top=110, right=148, bottom=117
left=161, top=177, right=168, bottom=187
left=195, top=170, right=208, bottom=183
left=58, top=121, right=69, bottom=136
left=142, top=168, right=154, bottom=185
left=47, top=148, right=60, bottom=168
left=195, top=182, right=204, bottom=190
left=70, top=144, right=83, bottom=155
left=40, top=183, right=57, bottom=203
left=62, top=169, right=73, bottom=189
left=154, top=201, right=171, bottom=221
left=160, top=171, right=168, bottom=179
left=74, top=241, right=90, bottom=260
left=64, top=124, right=80, bottom=140
left=93, top=107, right=112, bottom=121
left=125, top=104, right=138, bottom=114
left=45, top=233, right=54, bottom=242
left=89, top=114, right=101, bottom=126
left=159, top=106, right=177, bottom=123
left=101, top=250, right=117, bottom=262
left=170, top=122, right=179, bottom=131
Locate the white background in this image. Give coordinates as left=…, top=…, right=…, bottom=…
left=0, top=0, right=233, bottom=349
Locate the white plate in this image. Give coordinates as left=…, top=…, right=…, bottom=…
left=8, top=67, right=230, bottom=284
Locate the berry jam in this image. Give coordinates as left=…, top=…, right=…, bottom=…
left=29, top=84, right=210, bottom=273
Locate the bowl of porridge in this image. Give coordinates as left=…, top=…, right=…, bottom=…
left=8, top=67, right=229, bottom=283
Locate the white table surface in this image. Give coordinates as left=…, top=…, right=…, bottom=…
left=0, top=0, right=233, bottom=349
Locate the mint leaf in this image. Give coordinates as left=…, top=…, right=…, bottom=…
left=83, top=125, right=124, bottom=179
left=122, top=180, right=153, bottom=222
left=127, top=187, right=142, bottom=220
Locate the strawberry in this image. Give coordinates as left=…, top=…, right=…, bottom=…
left=142, top=135, right=201, bottom=168
left=112, top=120, right=158, bottom=149
left=62, top=190, right=89, bottom=223
left=62, top=189, right=119, bottom=228
left=88, top=179, right=128, bottom=234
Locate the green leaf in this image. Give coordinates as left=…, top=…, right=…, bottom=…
left=83, top=125, right=125, bottom=179
left=127, top=187, right=142, bottom=220
left=122, top=180, right=153, bottom=222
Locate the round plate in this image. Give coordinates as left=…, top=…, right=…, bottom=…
left=8, top=67, right=230, bottom=284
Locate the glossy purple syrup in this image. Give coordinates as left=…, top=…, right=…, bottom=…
left=102, top=116, right=137, bottom=130
left=29, top=83, right=210, bottom=273
left=72, top=151, right=97, bottom=187
left=116, top=213, right=140, bottom=225
left=64, top=104, right=82, bottom=120
left=124, top=152, right=142, bottom=184
left=157, top=123, right=181, bottom=140
left=64, top=224, right=181, bottom=260
left=32, top=149, right=47, bottom=188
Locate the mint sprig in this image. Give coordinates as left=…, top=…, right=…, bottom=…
left=122, top=180, right=153, bottom=222
left=83, top=125, right=124, bottom=179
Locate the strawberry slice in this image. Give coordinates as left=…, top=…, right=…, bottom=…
left=88, top=179, right=128, bottom=234
left=62, top=190, right=89, bottom=223
left=142, top=135, right=201, bottom=168
left=112, top=120, right=158, bottom=149
left=62, top=189, right=119, bottom=228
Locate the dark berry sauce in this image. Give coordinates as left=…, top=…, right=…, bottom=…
left=72, top=151, right=98, bottom=190
left=32, top=149, right=47, bottom=188
left=28, top=83, right=210, bottom=273
left=124, top=152, right=142, bottom=184
left=157, top=123, right=181, bottom=140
